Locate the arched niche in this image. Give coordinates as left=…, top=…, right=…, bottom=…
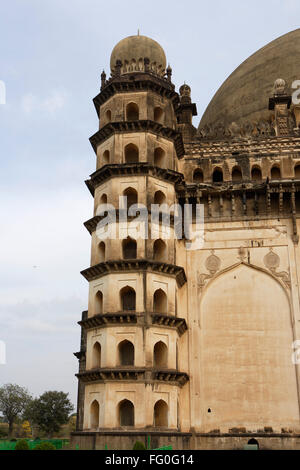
left=153, top=341, right=168, bottom=368
left=90, top=400, right=100, bottom=429
left=118, top=399, right=134, bottom=426
left=118, top=340, right=134, bottom=366
left=199, top=263, right=298, bottom=431
left=92, top=342, right=101, bottom=369
left=154, top=400, right=168, bottom=427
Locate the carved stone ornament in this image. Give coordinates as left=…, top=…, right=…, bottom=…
left=263, top=248, right=291, bottom=289
left=205, top=253, right=221, bottom=274
left=197, top=252, right=221, bottom=292
left=263, top=248, right=280, bottom=271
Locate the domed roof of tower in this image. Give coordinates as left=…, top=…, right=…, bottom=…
left=110, top=34, right=167, bottom=76
left=198, top=28, right=300, bottom=137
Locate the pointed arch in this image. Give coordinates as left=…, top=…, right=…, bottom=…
left=124, top=143, right=139, bottom=163
left=212, top=167, right=223, bottom=182
left=153, top=288, right=167, bottom=314
left=232, top=166, right=242, bottom=181
left=120, top=286, right=136, bottom=311
left=153, top=341, right=168, bottom=368
left=118, top=399, right=134, bottom=426
left=122, top=237, right=137, bottom=259
left=199, top=261, right=297, bottom=431
left=154, top=400, right=168, bottom=427
left=153, top=239, right=167, bottom=262
left=92, top=342, right=101, bottom=369
left=126, top=102, right=139, bottom=121
left=90, top=400, right=100, bottom=429
left=95, top=290, right=103, bottom=315
left=118, top=339, right=134, bottom=366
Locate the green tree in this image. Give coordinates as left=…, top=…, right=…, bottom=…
left=0, top=384, right=31, bottom=437
left=25, top=391, right=73, bottom=438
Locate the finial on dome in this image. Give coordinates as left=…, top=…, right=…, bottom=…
left=166, top=64, right=172, bottom=81
left=101, top=70, right=106, bottom=90
left=273, top=78, right=286, bottom=95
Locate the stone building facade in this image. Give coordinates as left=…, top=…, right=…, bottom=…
left=72, top=30, right=300, bottom=449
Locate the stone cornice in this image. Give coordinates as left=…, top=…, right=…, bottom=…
left=78, top=311, right=188, bottom=336
left=84, top=210, right=177, bottom=234
left=151, top=313, right=188, bottom=336
left=93, top=73, right=179, bottom=116
left=80, top=259, right=187, bottom=287
left=89, top=120, right=185, bottom=158
left=73, top=350, right=86, bottom=360
left=184, top=136, right=300, bottom=158
left=76, top=368, right=189, bottom=386
left=176, top=178, right=300, bottom=196
left=85, top=163, right=183, bottom=196
left=78, top=312, right=138, bottom=329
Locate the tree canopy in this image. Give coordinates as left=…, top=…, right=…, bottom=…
left=25, top=391, right=73, bottom=437
left=0, top=383, right=32, bottom=436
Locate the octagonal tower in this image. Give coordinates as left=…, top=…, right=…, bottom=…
left=74, top=34, right=190, bottom=448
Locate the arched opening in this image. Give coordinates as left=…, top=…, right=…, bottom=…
left=212, top=168, right=223, bottom=182
left=95, top=291, right=103, bottom=315
left=90, top=400, right=99, bottom=429
left=122, top=237, right=137, bottom=259
left=105, top=109, right=111, bottom=123
left=251, top=166, right=262, bottom=181
left=154, top=400, right=168, bottom=427
left=153, top=239, right=167, bottom=261
left=154, top=148, right=166, bottom=167
left=295, top=164, right=300, bottom=178
left=98, top=242, right=106, bottom=263
left=103, top=150, right=110, bottom=165
left=118, top=340, right=134, bottom=366
left=118, top=399, right=134, bottom=426
left=232, top=166, right=242, bottom=181
left=153, top=289, right=167, bottom=314
left=124, top=143, right=139, bottom=163
left=126, top=102, right=139, bottom=121
left=153, top=341, right=168, bottom=368
left=123, top=187, right=138, bottom=208
left=100, top=193, right=107, bottom=205
left=120, top=286, right=136, bottom=311
left=247, top=438, right=259, bottom=449
left=193, top=169, right=204, bottom=183
left=92, top=342, right=101, bottom=369
left=154, top=107, right=164, bottom=124
left=154, top=190, right=166, bottom=205
left=271, top=165, right=281, bottom=179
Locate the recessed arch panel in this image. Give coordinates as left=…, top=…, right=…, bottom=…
left=199, top=263, right=299, bottom=431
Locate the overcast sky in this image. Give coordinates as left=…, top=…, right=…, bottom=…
left=0, top=0, right=299, bottom=406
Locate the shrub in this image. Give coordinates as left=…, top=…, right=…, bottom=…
left=15, top=439, right=29, bottom=450
left=132, top=441, right=146, bottom=450
left=10, top=438, right=17, bottom=442
left=0, top=428, right=8, bottom=438
left=34, top=441, right=56, bottom=450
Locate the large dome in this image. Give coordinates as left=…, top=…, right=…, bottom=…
left=110, top=34, right=167, bottom=76
left=198, top=29, right=300, bottom=136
